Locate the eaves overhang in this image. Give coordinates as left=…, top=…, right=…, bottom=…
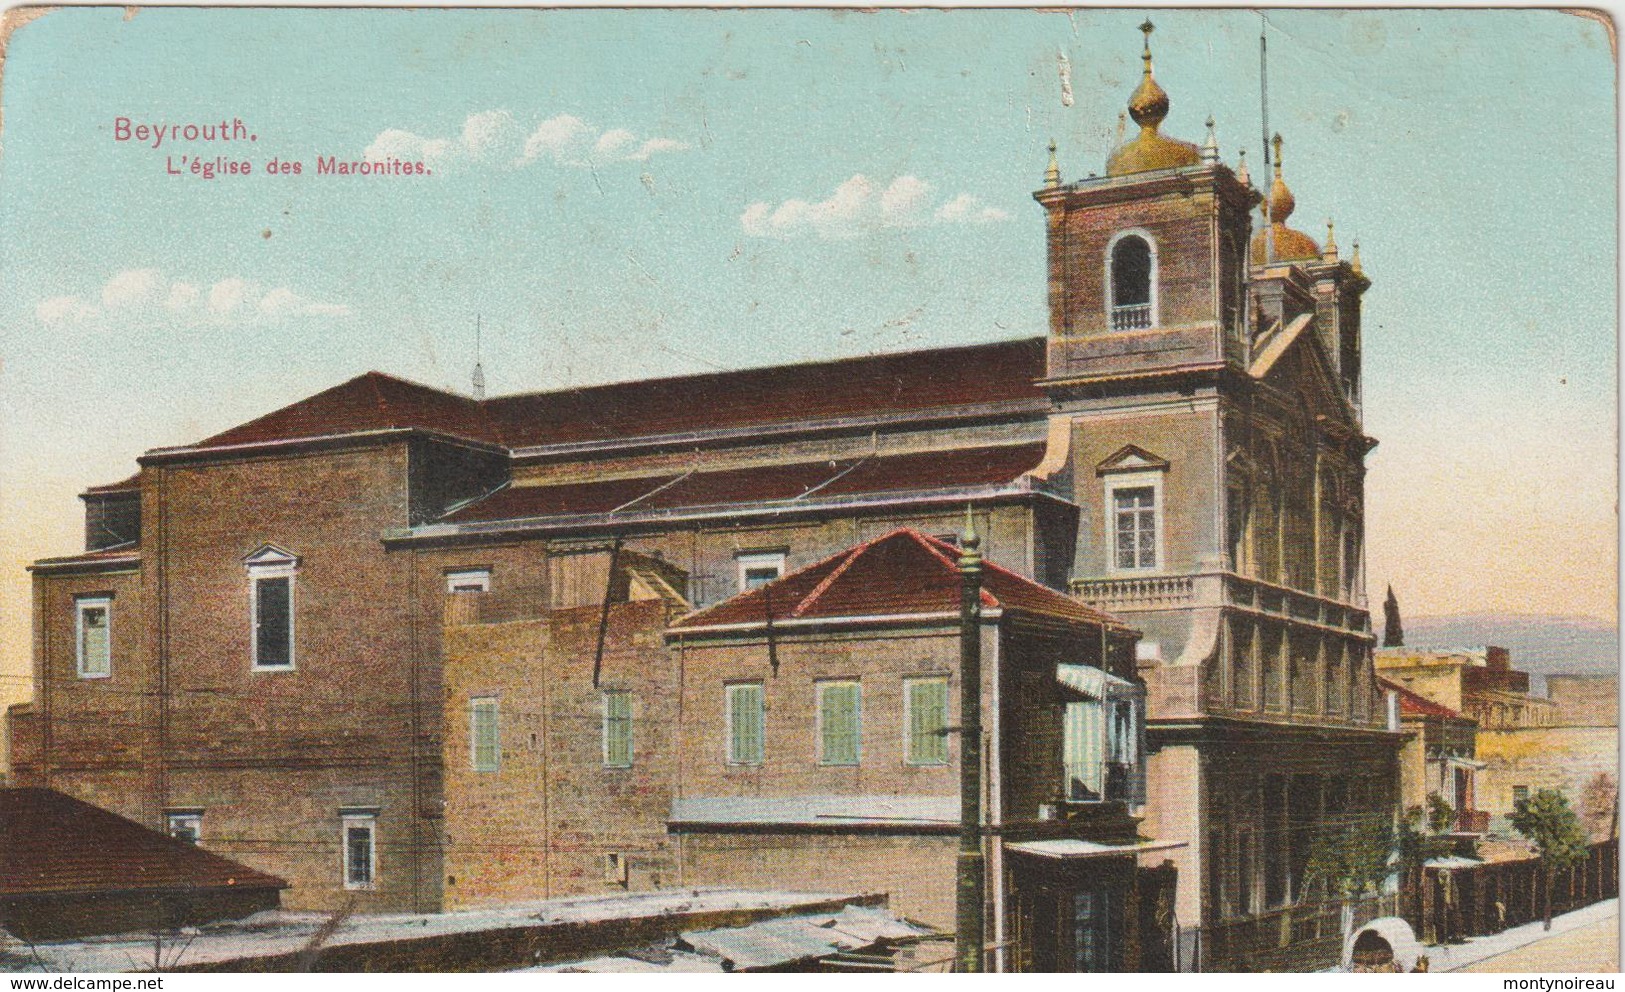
left=382, top=481, right=1077, bottom=549
left=507, top=397, right=1051, bottom=464
left=138, top=427, right=507, bottom=467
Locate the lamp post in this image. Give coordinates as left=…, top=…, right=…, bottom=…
left=954, top=510, right=986, bottom=973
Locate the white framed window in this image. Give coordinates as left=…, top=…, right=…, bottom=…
left=735, top=551, right=786, bottom=592
left=245, top=545, right=298, bottom=670
left=817, top=680, right=861, bottom=766
left=904, top=676, right=950, bottom=766
left=1105, top=229, right=1158, bottom=331
left=341, top=810, right=377, bottom=890
left=445, top=568, right=491, bottom=593
left=725, top=682, right=765, bottom=765
left=603, top=690, right=633, bottom=768
left=166, top=810, right=203, bottom=845
left=75, top=595, right=112, bottom=679
left=1104, top=471, right=1165, bottom=574
left=470, top=696, right=500, bottom=772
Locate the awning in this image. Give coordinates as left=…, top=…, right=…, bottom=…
left=1005, top=838, right=1187, bottom=860
left=1056, top=664, right=1140, bottom=700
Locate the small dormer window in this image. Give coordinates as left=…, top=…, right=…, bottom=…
left=1108, top=232, right=1156, bottom=331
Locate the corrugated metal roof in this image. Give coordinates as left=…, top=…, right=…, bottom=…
left=1005, top=838, right=1186, bottom=860
left=678, top=907, right=933, bottom=971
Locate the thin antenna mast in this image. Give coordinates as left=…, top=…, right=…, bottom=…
left=1260, top=12, right=1274, bottom=262
left=472, top=314, right=486, bottom=400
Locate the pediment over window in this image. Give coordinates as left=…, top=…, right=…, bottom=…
left=1095, top=445, right=1170, bottom=476
left=243, top=543, right=300, bottom=569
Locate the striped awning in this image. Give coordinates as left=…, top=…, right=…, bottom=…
left=1056, top=664, right=1140, bottom=700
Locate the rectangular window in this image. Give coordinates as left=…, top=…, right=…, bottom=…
left=736, top=551, right=786, bottom=592
left=817, top=681, right=861, bottom=766
left=470, top=697, right=500, bottom=772
left=603, top=690, right=633, bottom=768
left=1113, top=486, right=1157, bottom=570
left=445, top=568, right=491, bottom=593
left=75, top=596, right=112, bottom=679
left=166, top=811, right=202, bottom=845
left=342, top=813, right=376, bottom=890
left=726, top=682, right=765, bottom=765
left=253, top=575, right=293, bottom=668
left=905, top=677, right=950, bottom=766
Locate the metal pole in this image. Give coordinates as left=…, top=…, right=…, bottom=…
left=955, top=512, right=986, bottom=973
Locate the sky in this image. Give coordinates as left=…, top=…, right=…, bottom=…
left=0, top=7, right=1616, bottom=724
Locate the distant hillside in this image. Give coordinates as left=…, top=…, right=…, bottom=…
left=1400, top=614, right=1618, bottom=679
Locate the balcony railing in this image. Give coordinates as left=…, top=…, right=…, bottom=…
left=1455, top=809, right=1491, bottom=835
left=1110, top=303, right=1153, bottom=331
left=1072, top=571, right=1371, bottom=637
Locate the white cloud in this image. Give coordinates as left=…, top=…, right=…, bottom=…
left=165, top=282, right=200, bottom=311
left=35, top=295, right=98, bottom=324
left=101, top=268, right=160, bottom=309
left=208, top=277, right=250, bottom=314
left=36, top=271, right=348, bottom=325
left=257, top=286, right=351, bottom=317
left=934, top=193, right=1011, bottom=224
left=362, top=110, right=688, bottom=171
left=742, top=175, right=1009, bottom=239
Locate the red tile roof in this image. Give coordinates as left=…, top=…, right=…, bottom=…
left=190, top=371, right=497, bottom=450
left=166, top=338, right=1045, bottom=455
left=670, top=528, right=1131, bottom=631
left=484, top=337, right=1047, bottom=449
left=0, top=788, right=286, bottom=896
left=442, top=443, right=1051, bottom=524
left=1379, top=678, right=1470, bottom=721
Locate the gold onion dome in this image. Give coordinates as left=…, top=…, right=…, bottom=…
left=1105, top=21, right=1201, bottom=177
left=1250, top=133, right=1321, bottom=264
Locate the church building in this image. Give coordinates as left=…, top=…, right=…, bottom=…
left=7, top=24, right=1401, bottom=972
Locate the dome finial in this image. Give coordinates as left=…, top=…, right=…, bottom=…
left=1236, top=148, right=1250, bottom=185
left=1351, top=238, right=1364, bottom=276
left=1249, top=132, right=1320, bottom=265
left=1106, top=20, right=1199, bottom=177
left=1044, top=139, right=1060, bottom=188
left=1323, top=219, right=1339, bottom=263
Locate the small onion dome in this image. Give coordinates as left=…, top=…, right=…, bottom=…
left=1106, top=21, right=1200, bottom=177
left=1249, top=133, right=1321, bottom=264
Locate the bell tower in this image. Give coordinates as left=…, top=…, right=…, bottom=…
left=1034, top=21, right=1257, bottom=385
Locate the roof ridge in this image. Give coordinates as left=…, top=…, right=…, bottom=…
left=911, top=530, right=1003, bottom=611
left=791, top=536, right=891, bottom=618
left=483, top=336, right=1046, bottom=406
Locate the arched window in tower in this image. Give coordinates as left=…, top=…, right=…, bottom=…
left=1107, top=232, right=1156, bottom=331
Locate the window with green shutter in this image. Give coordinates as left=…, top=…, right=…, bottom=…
left=727, top=682, right=764, bottom=765
left=470, top=697, right=500, bottom=772
left=905, top=677, right=950, bottom=766
left=603, top=690, right=633, bottom=768
left=818, top=681, right=861, bottom=766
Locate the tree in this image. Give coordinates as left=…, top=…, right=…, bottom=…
left=1303, top=813, right=1394, bottom=902
left=1580, top=772, right=1617, bottom=840
left=1382, top=585, right=1403, bottom=648
left=1395, top=804, right=1457, bottom=929
left=1425, top=791, right=1455, bottom=835
left=1510, top=788, right=1590, bottom=930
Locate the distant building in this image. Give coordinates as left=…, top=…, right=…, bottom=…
left=1378, top=678, right=1486, bottom=835
left=1545, top=675, right=1619, bottom=728
left=1373, top=646, right=1556, bottom=729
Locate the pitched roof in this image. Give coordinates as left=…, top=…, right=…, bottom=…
left=0, top=788, right=286, bottom=896
left=187, top=371, right=496, bottom=450
left=484, top=337, right=1047, bottom=449
left=161, top=338, right=1046, bottom=456
left=669, top=528, right=1131, bottom=632
left=1378, top=677, right=1470, bottom=721
left=442, top=443, right=1050, bottom=524
left=82, top=472, right=141, bottom=496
